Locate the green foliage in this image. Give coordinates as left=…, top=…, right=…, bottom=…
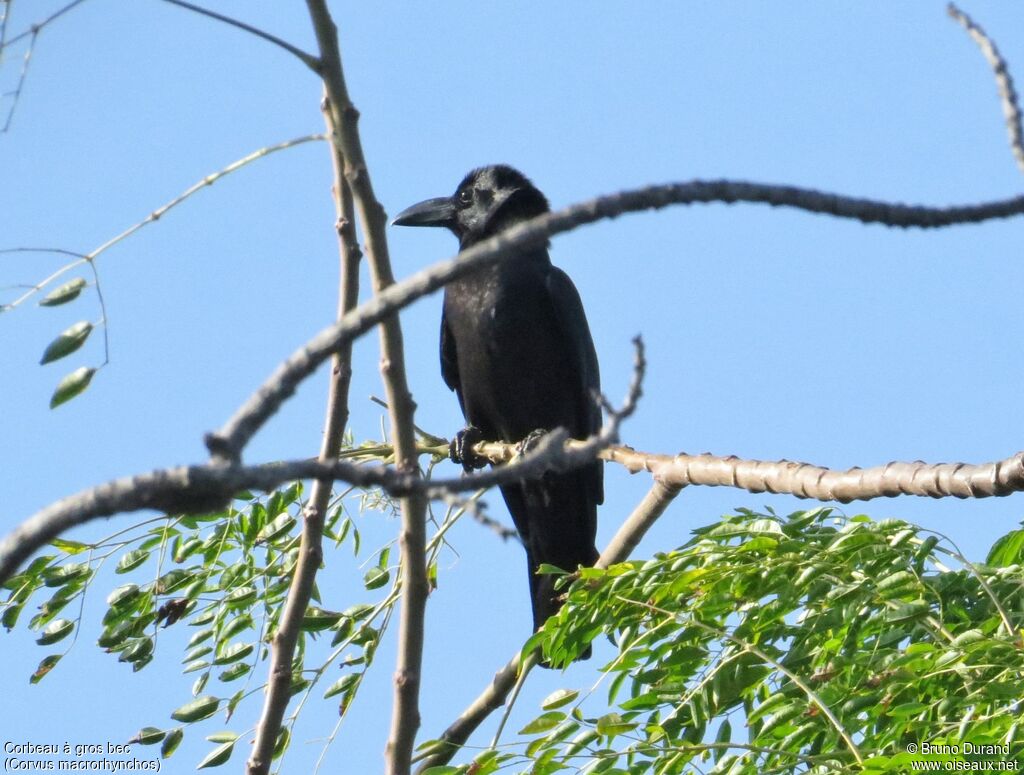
left=499, top=508, right=1024, bottom=773
left=9, top=476, right=1024, bottom=774
left=0, top=477, right=401, bottom=768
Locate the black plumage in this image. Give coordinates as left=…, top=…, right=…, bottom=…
left=393, top=166, right=602, bottom=655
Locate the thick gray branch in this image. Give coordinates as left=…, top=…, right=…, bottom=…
left=208, top=181, right=1024, bottom=461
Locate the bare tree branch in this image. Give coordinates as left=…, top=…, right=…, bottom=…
left=948, top=3, right=1024, bottom=175
left=599, top=479, right=685, bottom=567
left=209, top=181, right=1024, bottom=461
left=8, top=437, right=1022, bottom=589
left=245, top=97, right=361, bottom=775
left=302, top=3, right=428, bottom=772
left=160, top=0, right=319, bottom=70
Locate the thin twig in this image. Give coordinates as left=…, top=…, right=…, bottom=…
left=948, top=3, right=1024, bottom=175
left=3, top=134, right=326, bottom=311
left=84, top=257, right=109, bottom=366
left=1, top=23, right=31, bottom=132
left=0, top=0, right=11, bottom=57
left=1, top=0, right=87, bottom=49
left=160, top=0, right=319, bottom=70
left=0, top=247, right=89, bottom=259
left=1, top=0, right=89, bottom=131
left=245, top=99, right=360, bottom=774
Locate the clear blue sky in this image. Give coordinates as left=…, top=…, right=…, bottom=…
left=2, top=1, right=1022, bottom=771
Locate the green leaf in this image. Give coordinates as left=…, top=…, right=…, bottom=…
left=3, top=604, right=23, bottom=630
left=536, top=563, right=568, bottom=575
left=39, top=278, right=87, bottom=307
left=888, top=701, right=929, bottom=718
left=884, top=599, right=931, bottom=624
left=128, top=727, right=165, bottom=746
left=107, top=583, right=140, bottom=608
left=255, top=513, right=296, bottom=545
left=30, top=654, right=62, bottom=683
left=195, top=736, right=232, bottom=767
left=364, top=567, right=390, bottom=590
left=213, top=642, right=253, bottom=665
left=40, top=321, right=93, bottom=364
left=170, top=695, right=220, bottom=723
left=50, top=538, right=90, bottom=554
left=595, top=712, right=637, bottom=738
left=987, top=529, right=1024, bottom=567
left=160, top=728, right=183, bottom=758
left=50, top=366, right=96, bottom=408
left=876, top=570, right=918, bottom=596
left=119, top=637, right=154, bottom=664
left=302, top=607, right=343, bottom=631
left=224, top=586, right=256, bottom=606
left=205, top=731, right=238, bottom=744
left=323, top=673, right=359, bottom=700
left=36, top=618, right=74, bottom=645
left=519, top=711, right=566, bottom=735
left=43, top=562, right=90, bottom=587
left=219, top=615, right=252, bottom=642
left=272, top=726, right=290, bottom=760
left=541, top=688, right=579, bottom=710
left=714, top=718, right=732, bottom=763
left=217, top=663, right=250, bottom=682
left=188, top=629, right=214, bottom=648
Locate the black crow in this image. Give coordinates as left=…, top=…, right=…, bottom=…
left=393, top=165, right=602, bottom=660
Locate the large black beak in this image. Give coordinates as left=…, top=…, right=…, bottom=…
left=391, top=196, right=455, bottom=228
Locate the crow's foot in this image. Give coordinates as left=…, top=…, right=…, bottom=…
left=516, top=428, right=548, bottom=458
left=450, top=425, right=488, bottom=472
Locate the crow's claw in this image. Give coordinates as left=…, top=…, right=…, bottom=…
left=450, top=425, right=488, bottom=472
left=516, top=428, right=548, bottom=457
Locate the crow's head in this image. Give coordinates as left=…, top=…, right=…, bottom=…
left=392, top=165, right=549, bottom=247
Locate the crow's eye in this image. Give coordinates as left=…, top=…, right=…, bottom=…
left=457, top=189, right=473, bottom=207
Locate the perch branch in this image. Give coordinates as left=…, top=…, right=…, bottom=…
left=5, top=440, right=1024, bottom=588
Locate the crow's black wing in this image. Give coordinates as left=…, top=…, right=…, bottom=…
left=545, top=266, right=603, bottom=505
left=439, top=307, right=466, bottom=415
